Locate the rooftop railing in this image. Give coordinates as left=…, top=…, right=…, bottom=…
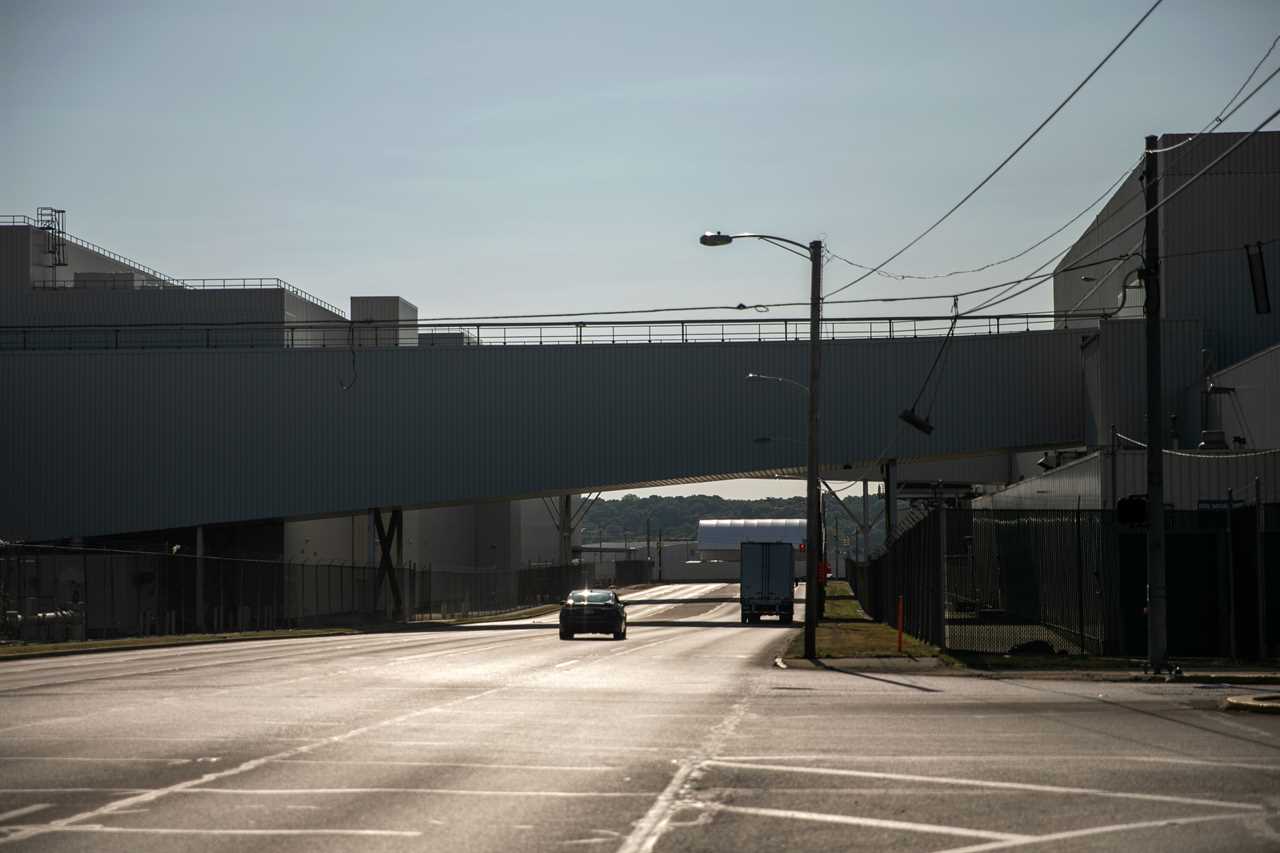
left=0, top=312, right=1104, bottom=352
left=6, top=215, right=346, bottom=319
left=31, top=277, right=348, bottom=319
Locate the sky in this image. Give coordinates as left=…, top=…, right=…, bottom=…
left=3, top=0, right=1278, bottom=500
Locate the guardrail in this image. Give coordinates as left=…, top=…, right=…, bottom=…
left=0, top=312, right=1105, bottom=352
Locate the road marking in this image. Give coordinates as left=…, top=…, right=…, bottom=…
left=177, top=788, right=654, bottom=798
left=555, top=659, right=581, bottom=669
left=694, top=803, right=1031, bottom=842
left=0, top=757, right=192, bottom=764
left=4, top=825, right=421, bottom=837
left=0, top=685, right=509, bottom=847
left=616, top=691, right=753, bottom=853
left=0, top=789, right=145, bottom=795
left=710, top=753, right=1280, bottom=772
left=0, top=805, right=51, bottom=823
left=937, top=811, right=1261, bottom=853
left=704, top=761, right=1264, bottom=812
left=273, top=759, right=615, bottom=772
left=605, top=635, right=687, bottom=660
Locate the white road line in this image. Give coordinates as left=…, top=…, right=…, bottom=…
left=0, top=790, right=145, bottom=795
left=604, top=635, right=687, bottom=660
left=710, top=753, right=1280, bottom=772
left=0, top=757, right=192, bottom=764
left=555, top=659, right=581, bottom=669
left=0, top=805, right=51, bottom=824
left=937, top=811, right=1262, bottom=853
left=5, top=825, right=421, bottom=837
left=704, top=761, right=1264, bottom=812
left=696, top=803, right=1031, bottom=842
left=0, top=684, right=509, bottom=847
left=616, top=693, right=753, bottom=853
left=272, top=759, right=615, bottom=772
left=177, top=788, right=655, bottom=798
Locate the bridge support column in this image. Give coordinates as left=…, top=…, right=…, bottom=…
left=196, top=526, right=205, bottom=632
left=883, top=459, right=898, bottom=540
left=558, top=494, right=573, bottom=568
left=372, top=508, right=404, bottom=620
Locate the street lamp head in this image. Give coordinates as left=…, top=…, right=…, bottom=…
left=899, top=407, right=935, bottom=436
left=745, top=372, right=762, bottom=381
left=700, top=231, right=734, bottom=247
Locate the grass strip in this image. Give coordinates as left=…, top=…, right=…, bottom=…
left=784, top=581, right=942, bottom=659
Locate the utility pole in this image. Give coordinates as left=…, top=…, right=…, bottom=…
left=1144, top=134, right=1168, bottom=671
left=804, top=239, right=823, bottom=659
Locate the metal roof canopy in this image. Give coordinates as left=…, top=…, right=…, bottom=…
left=697, top=519, right=806, bottom=551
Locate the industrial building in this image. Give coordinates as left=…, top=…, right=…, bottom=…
left=2, top=132, right=1277, bottom=649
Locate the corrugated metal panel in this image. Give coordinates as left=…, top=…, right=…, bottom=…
left=1094, top=318, right=1202, bottom=447
left=974, top=447, right=1280, bottom=510
left=1211, top=342, right=1280, bottom=449
left=1053, top=164, right=1145, bottom=323
left=1161, top=132, right=1280, bottom=368
left=1113, top=448, right=1280, bottom=508
left=0, top=328, right=1090, bottom=541
left=697, top=519, right=805, bottom=550
left=971, top=453, right=1103, bottom=510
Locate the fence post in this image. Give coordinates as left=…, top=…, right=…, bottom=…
left=937, top=505, right=947, bottom=647
left=402, top=562, right=411, bottom=622
left=1257, top=478, right=1267, bottom=660
left=897, top=594, right=904, bottom=653
left=1227, top=489, right=1237, bottom=660
left=1076, top=496, right=1086, bottom=655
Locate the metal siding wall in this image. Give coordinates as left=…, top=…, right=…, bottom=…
left=1212, top=343, right=1280, bottom=449
left=2, top=328, right=1088, bottom=542
left=1113, top=449, right=1280, bottom=508
left=1053, top=166, right=1145, bottom=323
left=1162, top=132, right=1280, bottom=368
left=1096, top=318, right=1202, bottom=447
left=970, top=454, right=1103, bottom=510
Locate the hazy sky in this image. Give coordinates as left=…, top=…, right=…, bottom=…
left=4, top=1, right=1277, bottom=500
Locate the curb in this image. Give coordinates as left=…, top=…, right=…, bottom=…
left=0, top=628, right=359, bottom=663
left=1222, top=694, right=1280, bottom=714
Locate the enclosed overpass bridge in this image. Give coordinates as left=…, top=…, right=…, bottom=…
left=0, top=315, right=1109, bottom=543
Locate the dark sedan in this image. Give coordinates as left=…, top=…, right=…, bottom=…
left=559, top=589, right=627, bottom=640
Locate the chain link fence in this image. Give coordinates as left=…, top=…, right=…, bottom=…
left=852, top=501, right=1278, bottom=659
left=1, top=545, right=621, bottom=643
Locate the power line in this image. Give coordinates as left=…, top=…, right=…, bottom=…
left=973, top=105, right=1280, bottom=316
left=894, top=30, right=1280, bottom=314
left=824, top=163, right=1136, bottom=282
left=822, top=0, right=1163, bottom=301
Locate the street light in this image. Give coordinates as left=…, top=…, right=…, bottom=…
left=703, top=230, right=824, bottom=659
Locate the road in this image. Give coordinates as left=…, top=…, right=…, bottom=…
left=0, top=582, right=1278, bottom=851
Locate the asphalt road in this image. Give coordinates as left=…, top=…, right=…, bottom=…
left=1, top=583, right=1278, bottom=852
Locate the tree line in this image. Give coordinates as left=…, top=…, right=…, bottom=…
left=580, top=492, right=886, bottom=547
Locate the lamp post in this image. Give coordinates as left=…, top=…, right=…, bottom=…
left=702, top=231, right=823, bottom=658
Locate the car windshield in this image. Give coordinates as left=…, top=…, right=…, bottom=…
left=568, top=591, right=613, bottom=604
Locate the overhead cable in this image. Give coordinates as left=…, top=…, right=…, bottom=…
left=822, top=0, right=1163, bottom=301
left=966, top=105, right=1280, bottom=316
left=824, top=164, right=1135, bottom=282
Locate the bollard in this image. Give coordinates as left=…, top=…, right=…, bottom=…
left=897, top=594, right=904, bottom=653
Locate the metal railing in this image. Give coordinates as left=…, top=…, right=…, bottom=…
left=5, top=214, right=346, bottom=319
left=0, top=312, right=1104, bottom=352
left=5, top=215, right=180, bottom=285
left=31, top=276, right=348, bottom=319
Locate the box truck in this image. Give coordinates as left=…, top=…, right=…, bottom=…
left=739, top=541, right=795, bottom=624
